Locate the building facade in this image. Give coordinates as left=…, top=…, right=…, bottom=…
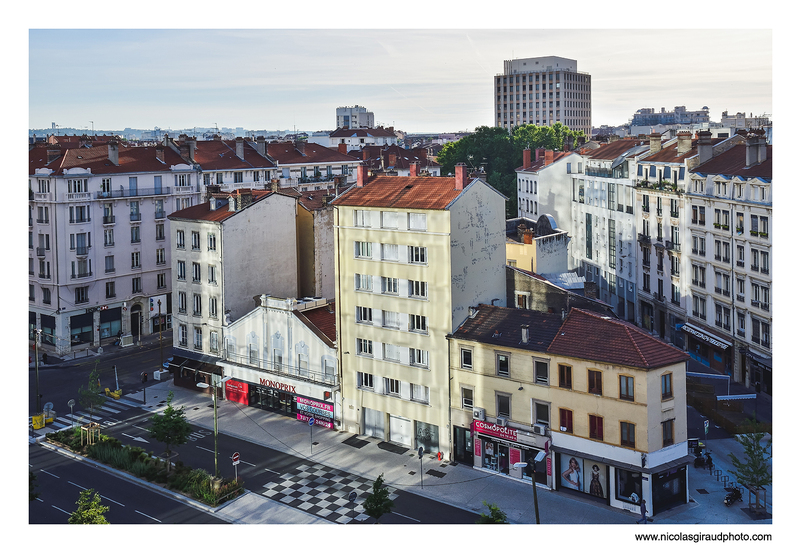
left=495, top=56, right=592, bottom=136
left=336, top=105, right=375, bottom=129
left=333, top=164, right=507, bottom=457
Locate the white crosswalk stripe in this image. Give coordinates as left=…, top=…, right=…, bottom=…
left=29, top=393, right=146, bottom=441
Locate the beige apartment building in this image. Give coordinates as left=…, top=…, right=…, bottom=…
left=449, top=304, right=691, bottom=517
left=333, top=163, right=507, bottom=457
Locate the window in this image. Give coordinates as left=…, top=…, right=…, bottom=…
left=534, top=359, right=549, bottom=384
left=382, top=310, right=400, bottom=329
left=381, top=243, right=399, bottom=261
left=496, top=393, right=511, bottom=418
left=409, top=348, right=428, bottom=367
left=273, top=349, right=284, bottom=371
left=381, top=276, right=399, bottom=294
left=619, top=375, right=634, bottom=401
left=383, top=343, right=401, bottom=362
left=620, top=422, right=636, bottom=448
left=558, top=364, right=572, bottom=389
left=209, top=297, right=218, bottom=318
left=104, top=228, right=114, bottom=247
left=533, top=401, right=550, bottom=426
left=157, top=273, right=166, bottom=289
left=210, top=331, right=219, bottom=353
left=381, top=211, right=400, bottom=229
left=177, top=260, right=186, bottom=280
left=131, top=251, right=141, bottom=269
left=130, top=226, right=140, bottom=243
left=208, top=265, right=217, bottom=284
left=408, top=213, right=427, bottom=231
left=191, top=231, right=200, bottom=250
left=297, top=354, right=309, bottom=377
left=559, top=408, right=573, bottom=433
left=409, top=314, right=427, bottom=334
left=192, top=262, right=201, bottom=282
left=461, top=387, right=474, bottom=409
left=208, top=233, right=216, bottom=251
left=193, top=294, right=202, bottom=316
left=411, top=384, right=429, bottom=404
left=355, top=273, right=372, bottom=291
left=589, top=415, right=604, bottom=441
left=156, top=248, right=166, bottom=265
left=408, top=280, right=427, bottom=298
left=234, top=172, right=243, bottom=183
left=131, top=276, right=142, bottom=294
left=408, top=246, right=427, bottom=264
left=358, top=372, right=374, bottom=389
left=384, top=378, right=400, bottom=396
left=588, top=369, right=602, bottom=395
left=661, top=373, right=673, bottom=400
left=356, top=338, right=373, bottom=357
left=662, top=419, right=674, bottom=447
left=156, top=223, right=165, bottom=241
left=461, top=348, right=473, bottom=369
left=355, top=241, right=372, bottom=258
left=105, top=255, right=115, bottom=274
left=178, top=292, right=187, bottom=313
left=105, top=281, right=116, bottom=298
left=42, top=287, right=51, bottom=304
left=179, top=325, right=187, bottom=346
left=496, top=353, right=510, bottom=377
left=194, top=327, right=203, bottom=350
left=356, top=306, right=373, bottom=324
left=176, top=230, right=185, bottom=249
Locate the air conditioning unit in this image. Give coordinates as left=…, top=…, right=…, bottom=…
left=473, top=407, right=486, bottom=421
left=496, top=416, right=508, bottom=427
left=532, top=423, right=548, bottom=436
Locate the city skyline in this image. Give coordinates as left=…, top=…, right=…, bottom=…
left=29, top=28, right=772, bottom=135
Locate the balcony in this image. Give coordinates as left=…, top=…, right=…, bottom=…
left=638, top=233, right=651, bottom=245
left=736, top=294, right=745, bottom=302
left=585, top=167, right=613, bottom=177
left=154, top=210, right=166, bottom=219
left=67, top=192, right=92, bottom=201
left=666, top=240, right=681, bottom=253
left=223, top=350, right=339, bottom=386
left=761, top=302, right=770, bottom=311
left=96, top=187, right=172, bottom=199
left=75, top=246, right=89, bottom=256
left=130, top=213, right=142, bottom=222
left=736, top=260, right=745, bottom=267
left=71, top=271, right=93, bottom=279
left=670, top=211, right=680, bottom=219
left=642, top=205, right=650, bottom=213
left=36, top=247, right=46, bottom=257
left=38, top=272, right=51, bottom=280
left=36, top=218, right=49, bottom=224
left=103, top=215, right=116, bottom=224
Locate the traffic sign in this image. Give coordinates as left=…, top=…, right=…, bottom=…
left=232, top=452, right=240, bottom=465
left=308, top=417, right=315, bottom=426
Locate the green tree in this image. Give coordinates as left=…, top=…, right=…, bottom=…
left=727, top=418, right=772, bottom=489
left=476, top=500, right=509, bottom=524
left=68, top=488, right=109, bottom=524
left=148, top=391, right=191, bottom=472
left=362, top=473, right=394, bottom=523
left=78, top=363, right=106, bottom=421
left=30, top=471, right=39, bottom=502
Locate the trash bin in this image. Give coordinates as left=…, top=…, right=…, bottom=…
left=32, top=413, right=45, bottom=430
left=141, top=372, right=148, bottom=383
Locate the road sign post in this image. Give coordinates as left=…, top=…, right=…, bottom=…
left=232, top=452, right=240, bottom=481
left=418, top=446, right=424, bottom=488
left=309, top=418, right=315, bottom=455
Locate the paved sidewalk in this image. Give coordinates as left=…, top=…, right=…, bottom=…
left=127, top=379, right=772, bottom=525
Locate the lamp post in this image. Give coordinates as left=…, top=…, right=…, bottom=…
left=514, top=450, right=546, bottom=524
left=197, top=375, right=231, bottom=478
left=157, top=300, right=163, bottom=369
left=33, top=329, right=42, bottom=413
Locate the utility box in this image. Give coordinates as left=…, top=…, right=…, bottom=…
left=153, top=369, right=170, bottom=381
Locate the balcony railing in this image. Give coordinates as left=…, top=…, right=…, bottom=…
left=36, top=247, right=46, bottom=257
left=130, top=213, right=142, bottom=222
left=638, top=233, right=651, bottom=244
left=96, top=187, right=172, bottom=199
left=666, top=240, right=681, bottom=252
left=71, top=271, right=93, bottom=279
left=75, top=246, right=89, bottom=256
left=154, top=210, right=166, bottom=219
left=103, top=215, right=116, bottom=224
left=223, top=350, right=338, bottom=386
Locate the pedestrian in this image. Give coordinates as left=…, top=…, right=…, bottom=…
left=636, top=499, right=648, bottom=524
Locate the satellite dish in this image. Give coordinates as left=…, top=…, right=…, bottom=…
left=67, top=399, right=75, bottom=408
left=43, top=402, right=53, bottom=411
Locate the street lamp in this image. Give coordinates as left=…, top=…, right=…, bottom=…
left=514, top=449, right=546, bottom=524
left=197, top=375, right=231, bottom=478
left=33, top=329, right=42, bottom=413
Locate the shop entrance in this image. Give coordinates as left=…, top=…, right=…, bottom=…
left=453, top=426, right=473, bottom=466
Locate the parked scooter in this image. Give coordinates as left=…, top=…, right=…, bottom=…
left=724, top=486, right=743, bottom=506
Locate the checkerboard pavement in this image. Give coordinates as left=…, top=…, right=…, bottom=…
left=261, top=462, right=399, bottom=524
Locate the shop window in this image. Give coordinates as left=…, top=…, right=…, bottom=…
left=619, top=375, right=634, bottom=401
left=615, top=469, right=643, bottom=505
left=661, top=373, right=673, bottom=400
left=496, top=393, right=511, bottom=418
left=559, top=408, right=573, bottom=433
left=588, top=369, right=602, bottom=395
left=534, top=359, right=549, bottom=384
left=620, top=422, right=636, bottom=448
left=662, top=419, right=674, bottom=447
left=558, top=364, right=572, bottom=389
left=589, top=415, right=604, bottom=441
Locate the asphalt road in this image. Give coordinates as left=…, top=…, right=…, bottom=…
left=29, top=444, right=227, bottom=524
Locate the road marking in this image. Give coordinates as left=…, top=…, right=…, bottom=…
left=68, top=481, right=87, bottom=490
left=196, top=446, right=215, bottom=453
left=52, top=505, right=71, bottom=515
left=122, top=432, right=149, bottom=443
left=264, top=468, right=280, bottom=474
left=41, top=470, right=59, bottom=478
left=393, top=512, right=420, bottom=522
left=135, top=510, right=161, bottom=523
left=100, top=494, right=125, bottom=507
left=240, top=460, right=256, bottom=467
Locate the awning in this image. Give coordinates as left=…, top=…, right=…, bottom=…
left=681, top=322, right=732, bottom=350
left=164, top=354, right=222, bottom=377
left=549, top=444, right=694, bottom=474
left=746, top=350, right=772, bottom=369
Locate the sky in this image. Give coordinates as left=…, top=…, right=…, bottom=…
left=27, top=26, right=773, bottom=134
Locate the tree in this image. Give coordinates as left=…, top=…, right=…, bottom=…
left=476, top=500, right=509, bottom=524
left=148, top=391, right=191, bottom=472
left=78, top=363, right=106, bottom=422
left=362, top=473, right=394, bottom=523
left=68, top=488, right=109, bottom=524
left=727, top=418, right=772, bottom=489
left=30, top=471, right=39, bottom=502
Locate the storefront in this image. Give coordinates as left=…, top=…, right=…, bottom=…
left=682, top=322, right=732, bottom=376
left=472, top=419, right=547, bottom=485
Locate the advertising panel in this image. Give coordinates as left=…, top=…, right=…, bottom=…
left=473, top=419, right=518, bottom=441
left=296, top=396, right=334, bottom=428
left=225, top=379, right=249, bottom=405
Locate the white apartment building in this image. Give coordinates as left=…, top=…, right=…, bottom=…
left=495, top=56, right=592, bottom=136
left=29, top=139, right=200, bottom=355
left=336, top=105, right=375, bottom=129
left=265, top=140, right=360, bottom=192
left=332, top=164, right=507, bottom=457
left=684, top=131, right=772, bottom=393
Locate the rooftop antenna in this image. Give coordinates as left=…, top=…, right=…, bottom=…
left=90, top=121, right=94, bottom=135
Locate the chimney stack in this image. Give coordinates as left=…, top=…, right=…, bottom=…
left=107, top=140, right=119, bottom=165
left=256, top=136, right=266, bottom=157
left=271, top=178, right=280, bottom=193
left=676, top=131, right=692, bottom=155
left=46, top=144, right=62, bottom=164
left=295, top=140, right=306, bottom=155
left=523, top=148, right=531, bottom=168
left=455, top=163, right=468, bottom=190
left=544, top=149, right=554, bottom=166
left=362, top=148, right=370, bottom=161
left=409, top=161, right=419, bottom=177
left=338, top=143, right=348, bottom=155
left=521, top=325, right=529, bottom=344
left=696, top=131, right=713, bottom=165
left=155, top=144, right=165, bottom=164
left=649, top=132, right=662, bottom=154
left=235, top=137, right=244, bottom=160
left=535, top=148, right=545, bottom=162
left=357, top=164, right=369, bottom=187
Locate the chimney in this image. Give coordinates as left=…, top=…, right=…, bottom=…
left=469, top=306, right=478, bottom=318
left=46, top=145, right=61, bottom=164
left=535, top=148, right=545, bottom=162
left=584, top=281, right=598, bottom=299
left=649, top=133, right=662, bottom=154
left=362, top=148, right=370, bottom=161
left=521, top=325, right=529, bottom=344
left=455, top=163, right=468, bottom=190
left=187, top=136, right=197, bottom=161
left=256, top=136, right=266, bottom=156
left=676, top=131, right=692, bottom=155
left=205, top=184, right=221, bottom=203
left=544, top=149, right=554, bottom=166
left=107, top=140, right=119, bottom=165
left=409, top=161, right=419, bottom=177
left=357, top=164, right=369, bottom=187
left=523, top=148, right=531, bottom=168
left=338, top=143, right=348, bottom=155
left=295, top=140, right=306, bottom=155
left=271, top=178, right=280, bottom=192
left=235, top=137, right=244, bottom=160
left=79, top=134, right=91, bottom=148
left=697, top=131, right=713, bottom=165
left=155, top=144, right=165, bottom=164
left=388, top=153, right=397, bottom=167
left=179, top=143, right=190, bottom=161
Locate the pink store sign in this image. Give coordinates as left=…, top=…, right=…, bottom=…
left=296, top=396, right=334, bottom=429
left=473, top=419, right=518, bottom=441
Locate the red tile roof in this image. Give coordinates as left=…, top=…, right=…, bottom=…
left=184, top=139, right=276, bottom=170
left=295, top=188, right=336, bottom=211
left=547, top=308, right=688, bottom=369
left=451, top=304, right=564, bottom=353
left=167, top=189, right=277, bottom=223
left=299, top=302, right=337, bottom=344
left=516, top=151, right=574, bottom=172
left=691, top=144, right=772, bottom=179
left=29, top=143, right=190, bottom=175
left=357, top=144, right=440, bottom=172
left=332, top=175, right=465, bottom=210
left=640, top=138, right=725, bottom=163
left=585, top=139, right=648, bottom=160
left=266, top=141, right=358, bottom=165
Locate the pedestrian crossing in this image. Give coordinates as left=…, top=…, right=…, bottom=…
left=29, top=395, right=149, bottom=443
